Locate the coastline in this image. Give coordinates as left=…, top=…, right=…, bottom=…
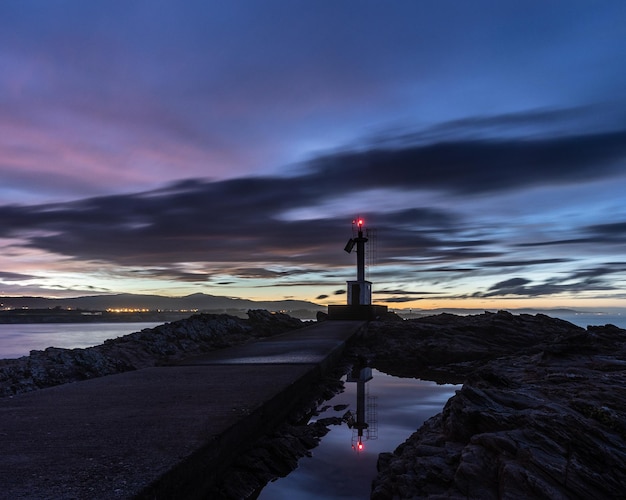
left=2, top=310, right=625, bottom=497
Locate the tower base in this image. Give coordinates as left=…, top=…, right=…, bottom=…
left=327, top=304, right=388, bottom=321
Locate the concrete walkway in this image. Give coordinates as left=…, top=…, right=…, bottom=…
left=0, top=320, right=365, bottom=499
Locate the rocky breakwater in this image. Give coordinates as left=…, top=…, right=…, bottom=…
left=0, top=309, right=303, bottom=397
left=354, top=311, right=626, bottom=499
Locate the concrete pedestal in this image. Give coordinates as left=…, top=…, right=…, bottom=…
left=327, top=304, right=388, bottom=321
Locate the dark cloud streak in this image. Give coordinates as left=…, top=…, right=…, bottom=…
left=0, top=124, right=625, bottom=299
left=308, top=129, right=626, bottom=195
left=0, top=271, right=38, bottom=281
left=473, top=264, right=626, bottom=299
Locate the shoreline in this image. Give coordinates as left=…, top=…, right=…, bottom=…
left=0, top=310, right=304, bottom=397
left=2, top=310, right=625, bottom=497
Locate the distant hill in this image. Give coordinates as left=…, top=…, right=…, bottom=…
left=0, top=293, right=325, bottom=315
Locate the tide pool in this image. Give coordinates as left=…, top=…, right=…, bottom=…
left=258, top=369, right=460, bottom=499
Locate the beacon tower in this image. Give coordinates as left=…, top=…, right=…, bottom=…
left=328, top=218, right=388, bottom=320
left=344, top=218, right=372, bottom=306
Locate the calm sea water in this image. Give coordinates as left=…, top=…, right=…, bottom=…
left=0, top=322, right=161, bottom=359
left=258, top=369, right=460, bottom=499
left=554, top=313, right=626, bottom=330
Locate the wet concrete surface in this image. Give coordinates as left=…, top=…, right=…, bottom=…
left=180, top=320, right=358, bottom=366
left=0, top=320, right=365, bottom=499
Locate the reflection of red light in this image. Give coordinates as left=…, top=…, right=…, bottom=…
left=358, top=441, right=363, bottom=451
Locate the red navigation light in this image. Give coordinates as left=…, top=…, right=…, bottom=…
left=357, top=218, right=364, bottom=227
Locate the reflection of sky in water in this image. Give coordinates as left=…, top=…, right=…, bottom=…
left=258, top=369, right=460, bottom=500
left=0, top=323, right=162, bottom=358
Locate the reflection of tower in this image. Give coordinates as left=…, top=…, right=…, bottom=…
left=346, top=365, right=377, bottom=452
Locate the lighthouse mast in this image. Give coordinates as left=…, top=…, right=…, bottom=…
left=354, top=218, right=367, bottom=282
left=343, top=218, right=372, bottom=307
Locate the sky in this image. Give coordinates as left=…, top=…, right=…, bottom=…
left=1, top=0, right=626, bottom=311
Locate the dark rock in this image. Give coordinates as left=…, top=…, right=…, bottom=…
left=377, top=311, right=404, bottom=322
left=352, top=310, right=585, bottom=381
left=246, top=309, right=304, bottom=336
left=368, top=312, right=626, bottom=499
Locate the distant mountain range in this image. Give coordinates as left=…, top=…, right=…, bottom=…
left=2, top=294, right=621, bottom=319
left=0, top=293, right=326, bottom=314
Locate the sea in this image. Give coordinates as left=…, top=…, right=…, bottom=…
left=0, top=322, right=161, bottom=359
left=552, top=312, right=626, bottom=330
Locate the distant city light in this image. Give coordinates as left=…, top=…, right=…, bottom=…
left=106, top=308, right=151, bottom=313
left=105, top=308, right=199, bottom=313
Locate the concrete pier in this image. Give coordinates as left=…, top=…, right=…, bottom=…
left=0, top=320, right=365, bottom=499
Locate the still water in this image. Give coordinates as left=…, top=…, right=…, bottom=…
left=0, top=322, right=161, bottom=359
left=554, top=313, right=626, bottom=330
left=258, top=368, right=460, bottom=499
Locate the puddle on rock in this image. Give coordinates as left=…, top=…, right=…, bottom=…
left=257, top=368, right=460, bottom=499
